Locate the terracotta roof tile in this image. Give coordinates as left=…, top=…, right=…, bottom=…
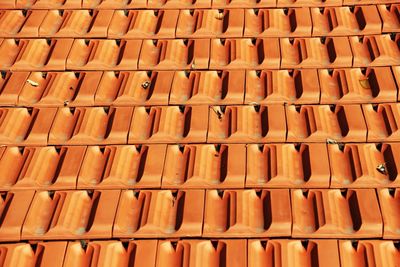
left=208, top=105, right=286, bottom=142
left=378, top=4, right=400, bottom=33
left=350, top=34, right=400, bottom=67
left=280, top=37, right=353, bottom=68
left=203, top=189, right=291, bottom=237
left=0, top=0, right=399, bottom=263
left=157, top=239, right=246, bottom=267
left=362, top=103, right=400, bottom=142
left=16, top=0, right=81, bottom=9
left=319, top=67, right=397, bottom=104
left=128, top=105, right=208, bottom=143
left=0, top=146, right=85, bottom=190
left=139, top=39, right=210, bottom=70
left=0, top=190, right=35, bottom=241
left=210, top=38, right=280, bottom=69
left=177, top=9, right=244, bottom=38
left=0, top=107, right=57, bottom=146
left=162, top=144, right=246, bottom=188
left=77, top=144, right=166, bottom=189
left=82, top=0, right=147, bottom=9
left=64, top=240, right=157, bottom=267
left=49, top=107, right=133, bottom=145
left=0, top=39, right=73, bottom=71
left=246, top=143, right=330, bottom=188
left=338, top=240, right=400, bottom=266
left=244, top=8, right=312, bottom=37
left=108, top=10, right=179, bottom=39
left=113, top=189, right=204, bottom=237
left=286, top=104, right=367, bottom=142
left=22, top=189, right=120, bottom=240
left=0, top=10, right=45, bottom=38
left=244, top=69, right=320, bottom=104
left=0, top=241, right=67, bottom=267
left=170, top=70, right=245, bottom=105
left=291, top=188, right=382, bottom=238
left=329, top=143, right=400, bottom=188
left=311, top=6, right=382, bottom=36
left=248, top=239, right=340, bottom=267
left=94, top=71, right=172, bottom=106
left=67, top=39, right=141, bottom=70
left=39, top=10, right=114, bottom=38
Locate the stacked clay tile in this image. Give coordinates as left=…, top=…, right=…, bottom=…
left=0, top=0, right=399, bottom=266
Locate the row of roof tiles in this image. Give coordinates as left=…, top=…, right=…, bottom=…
left=0, top=143, right=399, bottom=189
left=1, top=0, right=399, bottom=9
left=1, top=239, right=399, bottom=267
left=0, top=6, right=399, bottom=38
left=1, top=104, right=400, bottom=145
left=0, top=35, right=399, bottom=70
left=0, top=188, right=398, bottom=241
left=1, top=67, right=400, bottom=106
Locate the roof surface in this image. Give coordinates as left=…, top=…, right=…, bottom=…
left=0, top=0, right=399, bottom=266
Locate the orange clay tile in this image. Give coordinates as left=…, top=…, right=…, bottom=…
left=209, top=38, right=280, bottom=69
left=148, top=0, right=211, bottom=9
left=319, top=67, right=397, bottom=104
left=350, top=34, right=400, bottom=67
left=176, top=9, right=244, bottom=38
left=18, top=72, right=102, bottom=107
left=39, top=10, right=114, bottom=38
left=129, top=105, right=208, bottom=144
left=245, top=69, right=320, bottom=104
left=16, top=0, right=81, bottom=9
left=63, top=240, right=158, bottom=267
left=378, top=4, right=400, bottom=33
left=246, top=143, right=330, bottom=188
left=0, top=242, right=67, bottom=267
left=244, top=8, right=312, bottom=37
left=67, top=39, right=141, bottom=71
left=248, top=239, right=340, bottom=267
left=208, top=105, right=286, bottom=143
left=139, top=39, right=209, bottom=70
left=0, top=71, right=29, bottom=106
left=156, top=239, right=246, bottom=267
left=344, top=0, right=398, bottom=4
left=212, top=0, right=275, bottom=8
left=394, top=66, right=400, bottom=101
left=378, top=188, right=400, bottom=239
left=329, top=143, right=400, bottom=188
left=108, top=10, right=179, bottom=39
left=49, top=107, right=133, bottom=145
left=0, top=0, right=14, bottom=8
left=0, top=39, right=73, bottom=71
left=0, top=146, right=85, bottom=190
left=277, top=0, right=342, bottom=7
left=0, top=107, right=57, bottom=146
left=162, top=144, right=246, bottom=188
left=169, top=70, right=245, bottom=105
left=94, top=71, right=172, bottom=106
left=113, top=189, right=204, bottom=238
left=82, top=0, right=147, bottom=8
left=203, top=189, right=291, bottom=237
left=280, top=37, right=352, bottom=68
left=339, top=240, right=400, bottom=267
left=291, top=189, right=382, bottom=238
left=77, top=145, right=166, bottom=189
left=22, top=190, right=120, bottom=240
left=0, top=191, right=34, bottom=241
left=311, top=6, right=382, bottom=37
left=0, top=10, right=46, bottom=37
left=362, top=103, right=400, bottom=142
left=286, top=104, right=367, bottom=143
